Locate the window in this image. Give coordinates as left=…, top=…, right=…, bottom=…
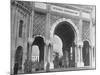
left=19, top=20, right=23, bottom=37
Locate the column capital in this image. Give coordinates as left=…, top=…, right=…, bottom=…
left=28, top=37, right=34, bottom=44
left=45, top=40, right=52, bottom=45
left=77, top=41, right=83, bottom=47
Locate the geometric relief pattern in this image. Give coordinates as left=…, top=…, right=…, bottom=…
left=82, top=20, right=90, bottom=41
left=50, top=15, right=79, bottom=31
left=50, top=15, right=61, bottom=27
left=33, top=12, right=46, bottom=36
left=71, top=19, right=80, bottom=30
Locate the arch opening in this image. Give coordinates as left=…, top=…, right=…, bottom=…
left=14, top=46, right=23, bottom=74
left=52, top=21, right=76, bottom=68
left=82, top=41, right=90, bottom=66
left=32, top=36, right=45, bottom=63
left=54, top=21, right=75, bottom=48
left=31, top=36, right=45, bottom=70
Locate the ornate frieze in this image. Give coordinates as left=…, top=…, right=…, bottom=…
left=11, top=0, right=32, bottom=15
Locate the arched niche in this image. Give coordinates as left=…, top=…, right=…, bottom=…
left=14, top=46, right=23, bottom=74
left=82, top=40, right=90, bottom=66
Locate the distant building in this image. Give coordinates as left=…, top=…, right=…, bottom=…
left=32, top=56, right=39, bottom=62
left=32, top=45, right=39, bottom=62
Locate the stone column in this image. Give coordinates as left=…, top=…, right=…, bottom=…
left=44, top=4, right=55, bottom=70
left=44, top=40, right=54, bottom=70
left=76, top=44, right=81, bottom=67
left=77, top=41, right=84, bottom=67
left=49, top=43, right=54, bottom=69
left=80, top=43, right=84, bottom=67
left=76, top=10, right=84, bottom=67
left=44, top=40, right=49, bottom=70
left=28, top=39, right=33, bottom=61
left=92, top=46, right=96, bottom=68
left=44, top=4, right=51, bottom=70
left=23, top=8, right=34, bottom=72
left=90, top=45, right=95, bottom=68
left=44, top=41, right=47, bottom=70
left=75, top=44, right=78, bottom=67
left=90, top=7, right=96, bottom=68
left=28, top=10, right=34, bottom=61
left=91, top=46, right=93, bottom=67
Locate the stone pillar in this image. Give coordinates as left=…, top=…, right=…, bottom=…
left=28, top=39, right=33, bottom=61
left=44, top=41, right=47, bottom=70
left=49, top=43, right=54, bottom=69
left=75, top=44, right=78, bottom=67
left=44, top=4, right=51, bottom=70
left=92, top=46, right=96, bottom=68
left=25, top=8, right=34, bottom=72
left=44, top=4, right=55, bottom=70
left=44, top=40, right=54, bottom=70
left=28, top=38, right=34, bottom=60
left=91, top=46, right=93, bottom=67
left=90, top=45, right=95, bottom=68
left=76, top=44, right=81, bottom=67
left=77, top=41, right=84, bottom=67
left=45, top=40, right=54, bottom=70
left=80, top=43, right=84, bottom=67
left=76, top=10, right=84, bottom=67
left=90, top=6, right=96, bottom=68
left=28, top=11, right=34, bottom=60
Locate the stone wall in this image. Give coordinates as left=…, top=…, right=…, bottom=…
left=82, top=20, right=90, bottom=42
left=50, top=14, right=80, bottom=33
left=11, top=1, right=31, bottom=73
left=33, top=11, right=46, bottom=37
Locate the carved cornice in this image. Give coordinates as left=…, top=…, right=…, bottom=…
left=11, top=0, right=32, bottom=15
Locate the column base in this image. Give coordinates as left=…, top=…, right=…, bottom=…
left=44, top=62, right=54, bottom=70
left=77, top=62, right=84, bottom=67
left=44, top=62, right=47, bottom=70
left=49, top=62, right=54, bottom=69
left=91, top=61, right=95, bottom=68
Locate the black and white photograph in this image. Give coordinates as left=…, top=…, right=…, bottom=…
left=11, top=0, right=96, bottom=74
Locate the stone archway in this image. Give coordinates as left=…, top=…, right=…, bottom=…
left=50, top=18, right=80, bottom=68
left=31, top=35, right=45, bottom=70
left=82, top=40, right=90, bottom=66
left=14, top=46, right=23, bottom=74
left=50, top=18, right=79, bottom=42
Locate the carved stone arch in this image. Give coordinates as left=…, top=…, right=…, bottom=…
left=50, top=18, right=80, bottom=68
left=82, top=40, right=90, bottom=66
left=31, top=35, right=45, bottom=64
left=50, top=18, right=80, bottom=44
left=83, top=39, right=91, bottom=47
left=15, top=46, right=23, bottom=62
left=14, top=46, right=23, bottom=74
left=32, top=35, right=46, bottom=43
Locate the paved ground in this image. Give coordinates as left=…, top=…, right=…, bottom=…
left=16, top=66, right=95, bottom=74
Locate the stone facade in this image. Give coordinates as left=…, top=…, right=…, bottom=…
left=11, top=0, right=96, bottom=74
